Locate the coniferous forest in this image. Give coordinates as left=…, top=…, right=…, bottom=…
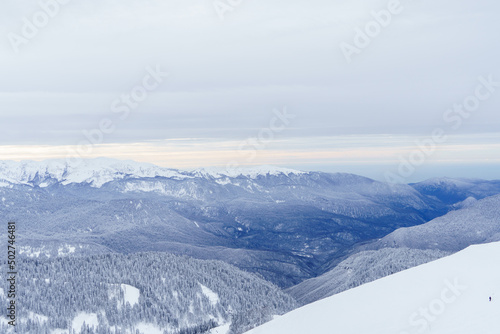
left=0, top=252, right=296, bottom=334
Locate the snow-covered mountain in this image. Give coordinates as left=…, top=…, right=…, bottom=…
left=374, top=194, right=500, bottom=251
left=288, top=194, right=500, bottom=304
left=192, top=165, right=306, bottom=179
left=0, top=158, right=190, bottom=188
left=2, top=158, right=500, bottom=333
left=1, top=159, right=499, bottom=289
left=410, top=177, right=500, bottom=204
left=287, top=247, right=450, bottom=305
left=1, top=158, right=454, bottom=288
left=245, top=241, right=500, bottom=334
left=0, top=158, right=307, bottom=188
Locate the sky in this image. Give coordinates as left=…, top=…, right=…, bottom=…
left=0, top=0, right=499, bottom=182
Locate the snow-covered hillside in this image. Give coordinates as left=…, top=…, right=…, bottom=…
left=246, top=241, right=500, bottom=334
left=288, top=247, right=450, bottom=305
left=376, top=194, right=500, bottom=251
left=289, top=194, right=500, bottom=304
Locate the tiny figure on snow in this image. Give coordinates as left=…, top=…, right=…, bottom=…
left=489, top=296, right=492, bottom=302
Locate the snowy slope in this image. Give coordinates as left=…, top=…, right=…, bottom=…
left=289, top=194, right=500, bottom=305
left=288, top=247, right=450, bottom=305
left=375, top=194, right=500, bottom=251
left=246, top=241, right=500, bottom=334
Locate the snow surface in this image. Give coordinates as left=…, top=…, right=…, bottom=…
left=58, top=244, right=76, bottom=256
left=19, top=246, right=43, bottom=258
left=209, top=323, right=231, bottom=334
left=28, top=311, right=48, bottom=323
left=121, top=284, right=140, bottom=307
left=199, top=283, right=220, bottom=306
left=377, top=194, right=500, bottom=251
left=72, top=312, right=99, bottom=332
left=245, top=241, right=500, bottom=334
left=18, top=244, right=83, bottom=258
left=134, top=322, right=164, bottom=334
left=50, top=330, right=68, bottom=334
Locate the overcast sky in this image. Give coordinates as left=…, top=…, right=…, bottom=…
left=1, top=0, right=499, bottom=181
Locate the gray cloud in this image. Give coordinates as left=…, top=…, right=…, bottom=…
left=0, top=0, right=498, bottom=179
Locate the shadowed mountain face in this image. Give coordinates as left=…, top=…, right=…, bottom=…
left=2, top=159, right=499, bottom=287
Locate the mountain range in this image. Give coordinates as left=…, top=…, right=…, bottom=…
left=2, top=158, right=500, bottom=333
left=2, top=158, right=500, bottom=289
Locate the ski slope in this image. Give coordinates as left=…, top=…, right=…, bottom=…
left=246, top=241, right=500, bottom=334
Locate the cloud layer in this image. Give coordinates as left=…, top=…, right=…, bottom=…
left=1, top=0, right=499, bottom=180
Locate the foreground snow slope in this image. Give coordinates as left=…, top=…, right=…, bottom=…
left=246, top=241, right=500, bottom=334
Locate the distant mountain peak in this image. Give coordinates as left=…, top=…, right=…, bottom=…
left=412, top=177, right=481, bottom=187
left=0, top=158, right=189, bottom=188
left=191, top=165, right=306, bottom=179
left=0, top=159, right=308, bottom=188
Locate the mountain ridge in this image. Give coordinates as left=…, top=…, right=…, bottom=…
left=0, top=158, right=309, bottom=188
left=2, top=158, right=499, bottom=288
